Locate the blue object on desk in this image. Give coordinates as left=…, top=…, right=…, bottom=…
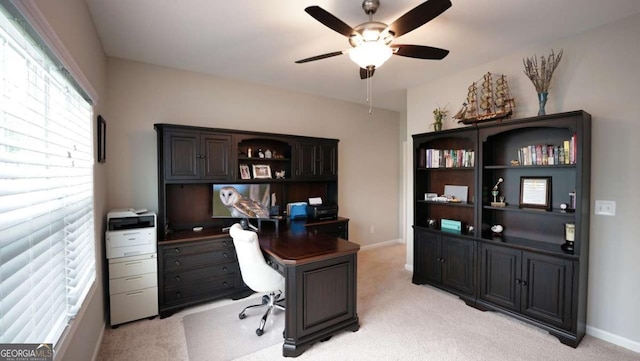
left=289, top=203, right=307, bottom=219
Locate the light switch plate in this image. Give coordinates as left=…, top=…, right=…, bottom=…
left=594, top=200, right=615, bottom=216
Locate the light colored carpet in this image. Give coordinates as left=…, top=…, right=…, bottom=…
left=183, top=296, right=284, bottom=361
left=96, top=242, right=639, bottom=361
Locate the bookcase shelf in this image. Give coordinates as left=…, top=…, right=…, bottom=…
left=412, top=110, right=591, bottom=348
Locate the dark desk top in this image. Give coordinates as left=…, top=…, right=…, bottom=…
left=159, top=218, right=358, bottom=265
left=258, top=230, right=359, bottom=266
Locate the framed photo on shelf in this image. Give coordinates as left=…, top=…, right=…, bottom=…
left=252, top=164, right=272, bottom=179
left=239, top=164, right=251, bottom=179
left=519, top=176, right=551, bottom=210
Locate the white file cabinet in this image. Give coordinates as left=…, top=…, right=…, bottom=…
left=108, top=253, right=158, bottom=326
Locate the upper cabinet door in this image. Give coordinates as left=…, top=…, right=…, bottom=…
left=163, top=130, right=234, bottom=181
left=164, top=130, right=199, bottom=180
left=295, top=141, right=317, bottom=179
left=293, top=140, right=337, bottom=180
left=318, top=142, right=337, bottom=178
left=201, top=133, right=233, bottom=181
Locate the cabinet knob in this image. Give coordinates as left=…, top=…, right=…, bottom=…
left=175, top=276, right=181, bottom=282
left=223, top=253, right=228, bottom=258
left=521, top=280, right=528, bottom=286
left=175, top=260, right=181, bottom=266
left=222, top=281, right=228, bottom=287
left=222, top=241, right=228, bottom=247
left=222, top=267, right=228, bottom=272
left=176, top=291, right=181, bottom=298
left=174, top=248, right=180, bottom=254
left=516, top=279, right=522, bottom=285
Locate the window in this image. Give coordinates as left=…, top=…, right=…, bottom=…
left=0, top=3, right=96, bottom=346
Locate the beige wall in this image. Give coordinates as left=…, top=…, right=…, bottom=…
left=31, top=0, right=108, bottom=361
left=406, top=13, right=640, bottom=351
left=104, top=58, right=401, bottom=246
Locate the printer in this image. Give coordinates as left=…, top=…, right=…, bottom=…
left=106, top=209, right=157, bottom=259
left=306, top=203, right=338, bottom=220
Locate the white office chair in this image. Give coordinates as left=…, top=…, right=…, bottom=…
left=229, top=223, right=285, bottom=336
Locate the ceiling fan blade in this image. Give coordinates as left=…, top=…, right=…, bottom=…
left=295, top=51, right=345, bottom=64
left=387, top=0, right=452, bottom=38
left=305, top=6, right=354, bottom=37
left=360, top=67, right=376, bottom=79
left=393, top=45, right=449, bottom=60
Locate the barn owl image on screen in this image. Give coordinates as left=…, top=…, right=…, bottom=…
left=219, top=186, right=269, bottom=218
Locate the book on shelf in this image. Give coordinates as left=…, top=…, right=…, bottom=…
left=421, top=148, right=474, bottom=168
left=516, top=137, right=576, bottom=166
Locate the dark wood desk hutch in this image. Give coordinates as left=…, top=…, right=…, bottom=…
left=412, top=111, right=591, bottom=347
left=154, top=124, right=347, bottom=318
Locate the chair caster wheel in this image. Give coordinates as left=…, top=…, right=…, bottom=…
left=239, top=313, right=246, bottom=319
left=262, top=295, right=269, bottom=304
left=256, top=329, right=264, bottom=336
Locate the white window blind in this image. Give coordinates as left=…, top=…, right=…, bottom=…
left=0, top=3, right=95, bottom=346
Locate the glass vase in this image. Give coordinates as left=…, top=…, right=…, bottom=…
left=432, top=122, right=442, bottom=131
left=537, top=92, right=548, bottom=116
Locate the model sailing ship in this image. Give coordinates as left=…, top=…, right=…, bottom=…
left=453, top=72, right=515, bottom=125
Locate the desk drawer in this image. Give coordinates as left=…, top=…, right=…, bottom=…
left=109, top=257, right=157, bottom=279
left=110, top=272, right=158, bottom=295
left=163, top=274, right=238, bottom=304
left=163, top=262, right=238, bottom=287
left=162, top=238, right=233, bottom=257
left=163, top=249, right=236, bottom=271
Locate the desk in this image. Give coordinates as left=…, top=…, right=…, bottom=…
left=258, top=230, right=360, bottom=357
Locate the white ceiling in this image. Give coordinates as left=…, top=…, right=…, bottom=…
left=85, top=0, right=640, bottom=112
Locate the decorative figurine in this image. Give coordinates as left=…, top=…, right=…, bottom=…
left=490, top=177, right=506, bottom=207
left=491, top=224, right=504, bottom=237
left=275, top=170, right=286, bottom=179
left=265, top=149, right=272, bottom=158
left=247, top=148, right=252, bottom=158
left=258, top=149, right=264, bottom=158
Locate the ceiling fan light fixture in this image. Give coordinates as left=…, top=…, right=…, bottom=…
left=349, top=41, right=393, bottom=69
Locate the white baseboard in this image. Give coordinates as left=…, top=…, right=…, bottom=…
left=587, top=325, right=640, bottom=353
left=360, top=238, right=403, bottom=251
left=405, top=264, right=413, bottom=272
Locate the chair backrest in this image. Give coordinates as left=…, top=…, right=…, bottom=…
left=229, top=223, right=281, bottom=292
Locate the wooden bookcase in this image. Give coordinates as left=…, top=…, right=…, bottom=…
left=412, top=110, right=591, bottom=347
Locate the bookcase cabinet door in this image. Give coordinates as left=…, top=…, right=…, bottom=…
left=521, top=252, right=573, bottom=330
left=479, top=243, right=521, bottom=312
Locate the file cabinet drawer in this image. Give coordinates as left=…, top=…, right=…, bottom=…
left=163, top=275, right=238, bottom=304
left=110, top=272, right=158, bottom=295
left=109, top=257, right=157, bottom=279
left=163, top=249, right=236, bottom=271
left=163, top=262, right=238, bottom=287
left=110, top=286, right=158, bottom=325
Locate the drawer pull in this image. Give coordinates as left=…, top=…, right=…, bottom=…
left=222, top=267, right=228, bottom=273
left=175, top=260, right=181, bottom=266
left=125, top=261, right=142, bottom=266
left=222, top=281, right=228, bottom=287
left=125, top=291, right=144, bottom=297
left=223, top=253, right=228, bottom=258
left=176, top=291, right=181, bottom=298
left=174, top=248, right=180, bottom=254
left=222, top=241, right=228, bottom=246
left=125, top=276, right=143, bottom=281
left=175, top=276, right=181, bottom=282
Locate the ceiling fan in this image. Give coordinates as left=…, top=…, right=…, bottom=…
left=295, top=0, right=452, bottom=79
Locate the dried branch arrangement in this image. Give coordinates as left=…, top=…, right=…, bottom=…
left=523, top=49, right=563, bottom=93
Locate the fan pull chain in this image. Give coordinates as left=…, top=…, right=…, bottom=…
left=367, top=68, right=373, bottom=114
